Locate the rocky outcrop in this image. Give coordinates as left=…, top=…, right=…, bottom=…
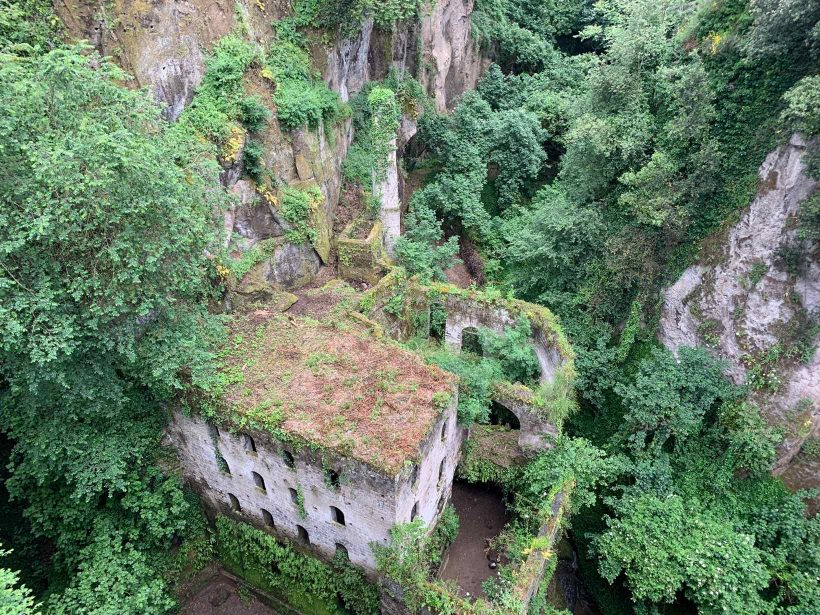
left=659, top=134, right=819, bottom=488
left=368, top=0, right=487, bottom=111
left=417, top=0, right=487, bottom=111
left=57, top=0, right=487, bottom=295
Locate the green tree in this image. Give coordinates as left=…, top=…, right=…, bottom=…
left=614, top=347, right=739, bottom=453
left=595, top=493, right=771, bottom=614
left=0, top=547, right=39, bottom=614
left=0, top=45, right=225, bottom=611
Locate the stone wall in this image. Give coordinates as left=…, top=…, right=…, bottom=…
left=442, top=294, right=567, bottom=386
left=168, top=391, right=462, bottom=573
left=395, top=406, right=465, bottom=528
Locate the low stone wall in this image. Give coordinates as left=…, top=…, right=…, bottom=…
left=510, top=485, right=570, bottom=607
left=338, top=218, right=387, bottom=285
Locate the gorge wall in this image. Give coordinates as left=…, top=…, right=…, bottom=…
left=55, top=0, right=486, bottom=291
left=659, top=134, right=819, bottom=495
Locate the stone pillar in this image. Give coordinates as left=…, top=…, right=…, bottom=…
left=374, top=138, right=401, bottom=258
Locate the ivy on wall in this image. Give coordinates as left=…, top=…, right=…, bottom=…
left=215, top=516, right=379, bottom=615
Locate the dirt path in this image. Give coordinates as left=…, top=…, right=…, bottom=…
left=439, top=482, right=510, bottom=599
left=179, top=572, right=280, bottom=615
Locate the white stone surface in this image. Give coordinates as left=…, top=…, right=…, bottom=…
left=168, top=393, right=463, bottom=573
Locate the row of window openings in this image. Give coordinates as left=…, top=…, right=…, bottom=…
left=406, top=459, right=448, bottom=523
left=214, top=422, right=445, bottom=487
left=218, top=456, right=340, bottom=491
left=227, top=497, right=348, bottom=557
left=210, top=426, right=302, bottom=469
left=409, top=457, right=448, bottom=489
left=227, top=494, right=346, bottom=527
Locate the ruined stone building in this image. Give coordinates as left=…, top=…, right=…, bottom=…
left=168, top=311, right=462, bottom=572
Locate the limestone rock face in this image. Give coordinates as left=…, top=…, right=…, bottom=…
left=417, top=0, right=487, bottom=111
left=658, top=134, right=819, bottom=488
left=227, top=180, right=284, bottom=249
left=56, top=0, right=233, bottom=120
left=56, top=0, right=488, bottom=293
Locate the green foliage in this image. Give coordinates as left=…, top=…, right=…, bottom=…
left=287, top=0, right=422, bottom=35
left=0, top=547, right=39, bottom=614
left=425, top=348, right=502, bottom=424
left=0, top=0, right=59, bottom=55
left=242, top=139, right=265, bottom=183
left=239, top=95, right=272, bottom=132
left=614, top=346, right=740, bottom=453
left=180, top=34, right=260, bottom=144
left=280, top=185, right=323, bottom=244
left=595, top=493, right=771, bottom=613
left=395, top=199, right=460, bottom=282
left=478, top=317, right=540, bottom=385
left=0, top=44, right=226, bottom=611
left=515, top=437, right=620, bottom=518
left=268, top=39, right=343, bottom=131
left=215, top=516, right=379, bottom=615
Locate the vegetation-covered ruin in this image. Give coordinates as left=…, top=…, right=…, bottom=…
left=1, top=1, right=818, bottom=614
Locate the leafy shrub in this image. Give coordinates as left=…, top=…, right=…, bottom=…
left=242, top=139, right=265, bottom=183
left=180, top=35, right=260, bottom=144
left=280, top=185, right=323, bottom=244
left=477, top=317, right=540, bottom=385
left=239, top=95, right=271, bottom=132
left=268, top=40, right=343, bottom=131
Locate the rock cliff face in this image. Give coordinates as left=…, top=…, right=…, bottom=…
left=56, top=0, right=486, bottom=287
left=659, top=134, right=819, bottom=492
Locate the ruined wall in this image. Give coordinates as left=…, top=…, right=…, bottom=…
left=659, top=134, right=819, bottom=492
left=168, top=394, right=461, bottom=572
left=168, top=412, right=398, bottom=570
left=442, top=294, right=567, bottom=386
left=375, top=137, right=402, bottom=257
left=394, top=397, right=464, bottom=527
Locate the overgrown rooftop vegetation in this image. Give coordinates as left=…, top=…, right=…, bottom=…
left=210, top=310, right=456, bottom=474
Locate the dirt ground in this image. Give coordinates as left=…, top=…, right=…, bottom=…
left=179, top=572, right=280, bottom=615
left=439, top=482, right=511, bottom=598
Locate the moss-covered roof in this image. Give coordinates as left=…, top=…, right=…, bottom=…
left=216, top=310, right=456, bottom=474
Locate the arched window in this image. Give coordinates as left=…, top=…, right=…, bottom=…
left=252, top=471, right=266, bottom=492
left=283, top=449, right=295, bottom=469
left=228, top=493, right=241, bottom=512
left=289, top=488, right=299, bottom=505
left=438, top=459, right=445, bottom=484
left=409, top=463, right=418, bottom=487
left=335, top=543, right=349, bottom=560
left=490, top=401, right=521, bottom=429
left=262, top=508, right=275, bottom=528
left=326, top=469, right=341, bottom=490
left=242, top=433, right=256, bottom=453
left=461, top=327, right=482, bottom=355
left=330, top=506, right=346, bottom=526
left=217, top=456, right=231, bottom=474
left=440, top=419, right=448, bottom=442
left=296, top=525, right=310, bottom=544
left=410, top=501, right=419, bottom=521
